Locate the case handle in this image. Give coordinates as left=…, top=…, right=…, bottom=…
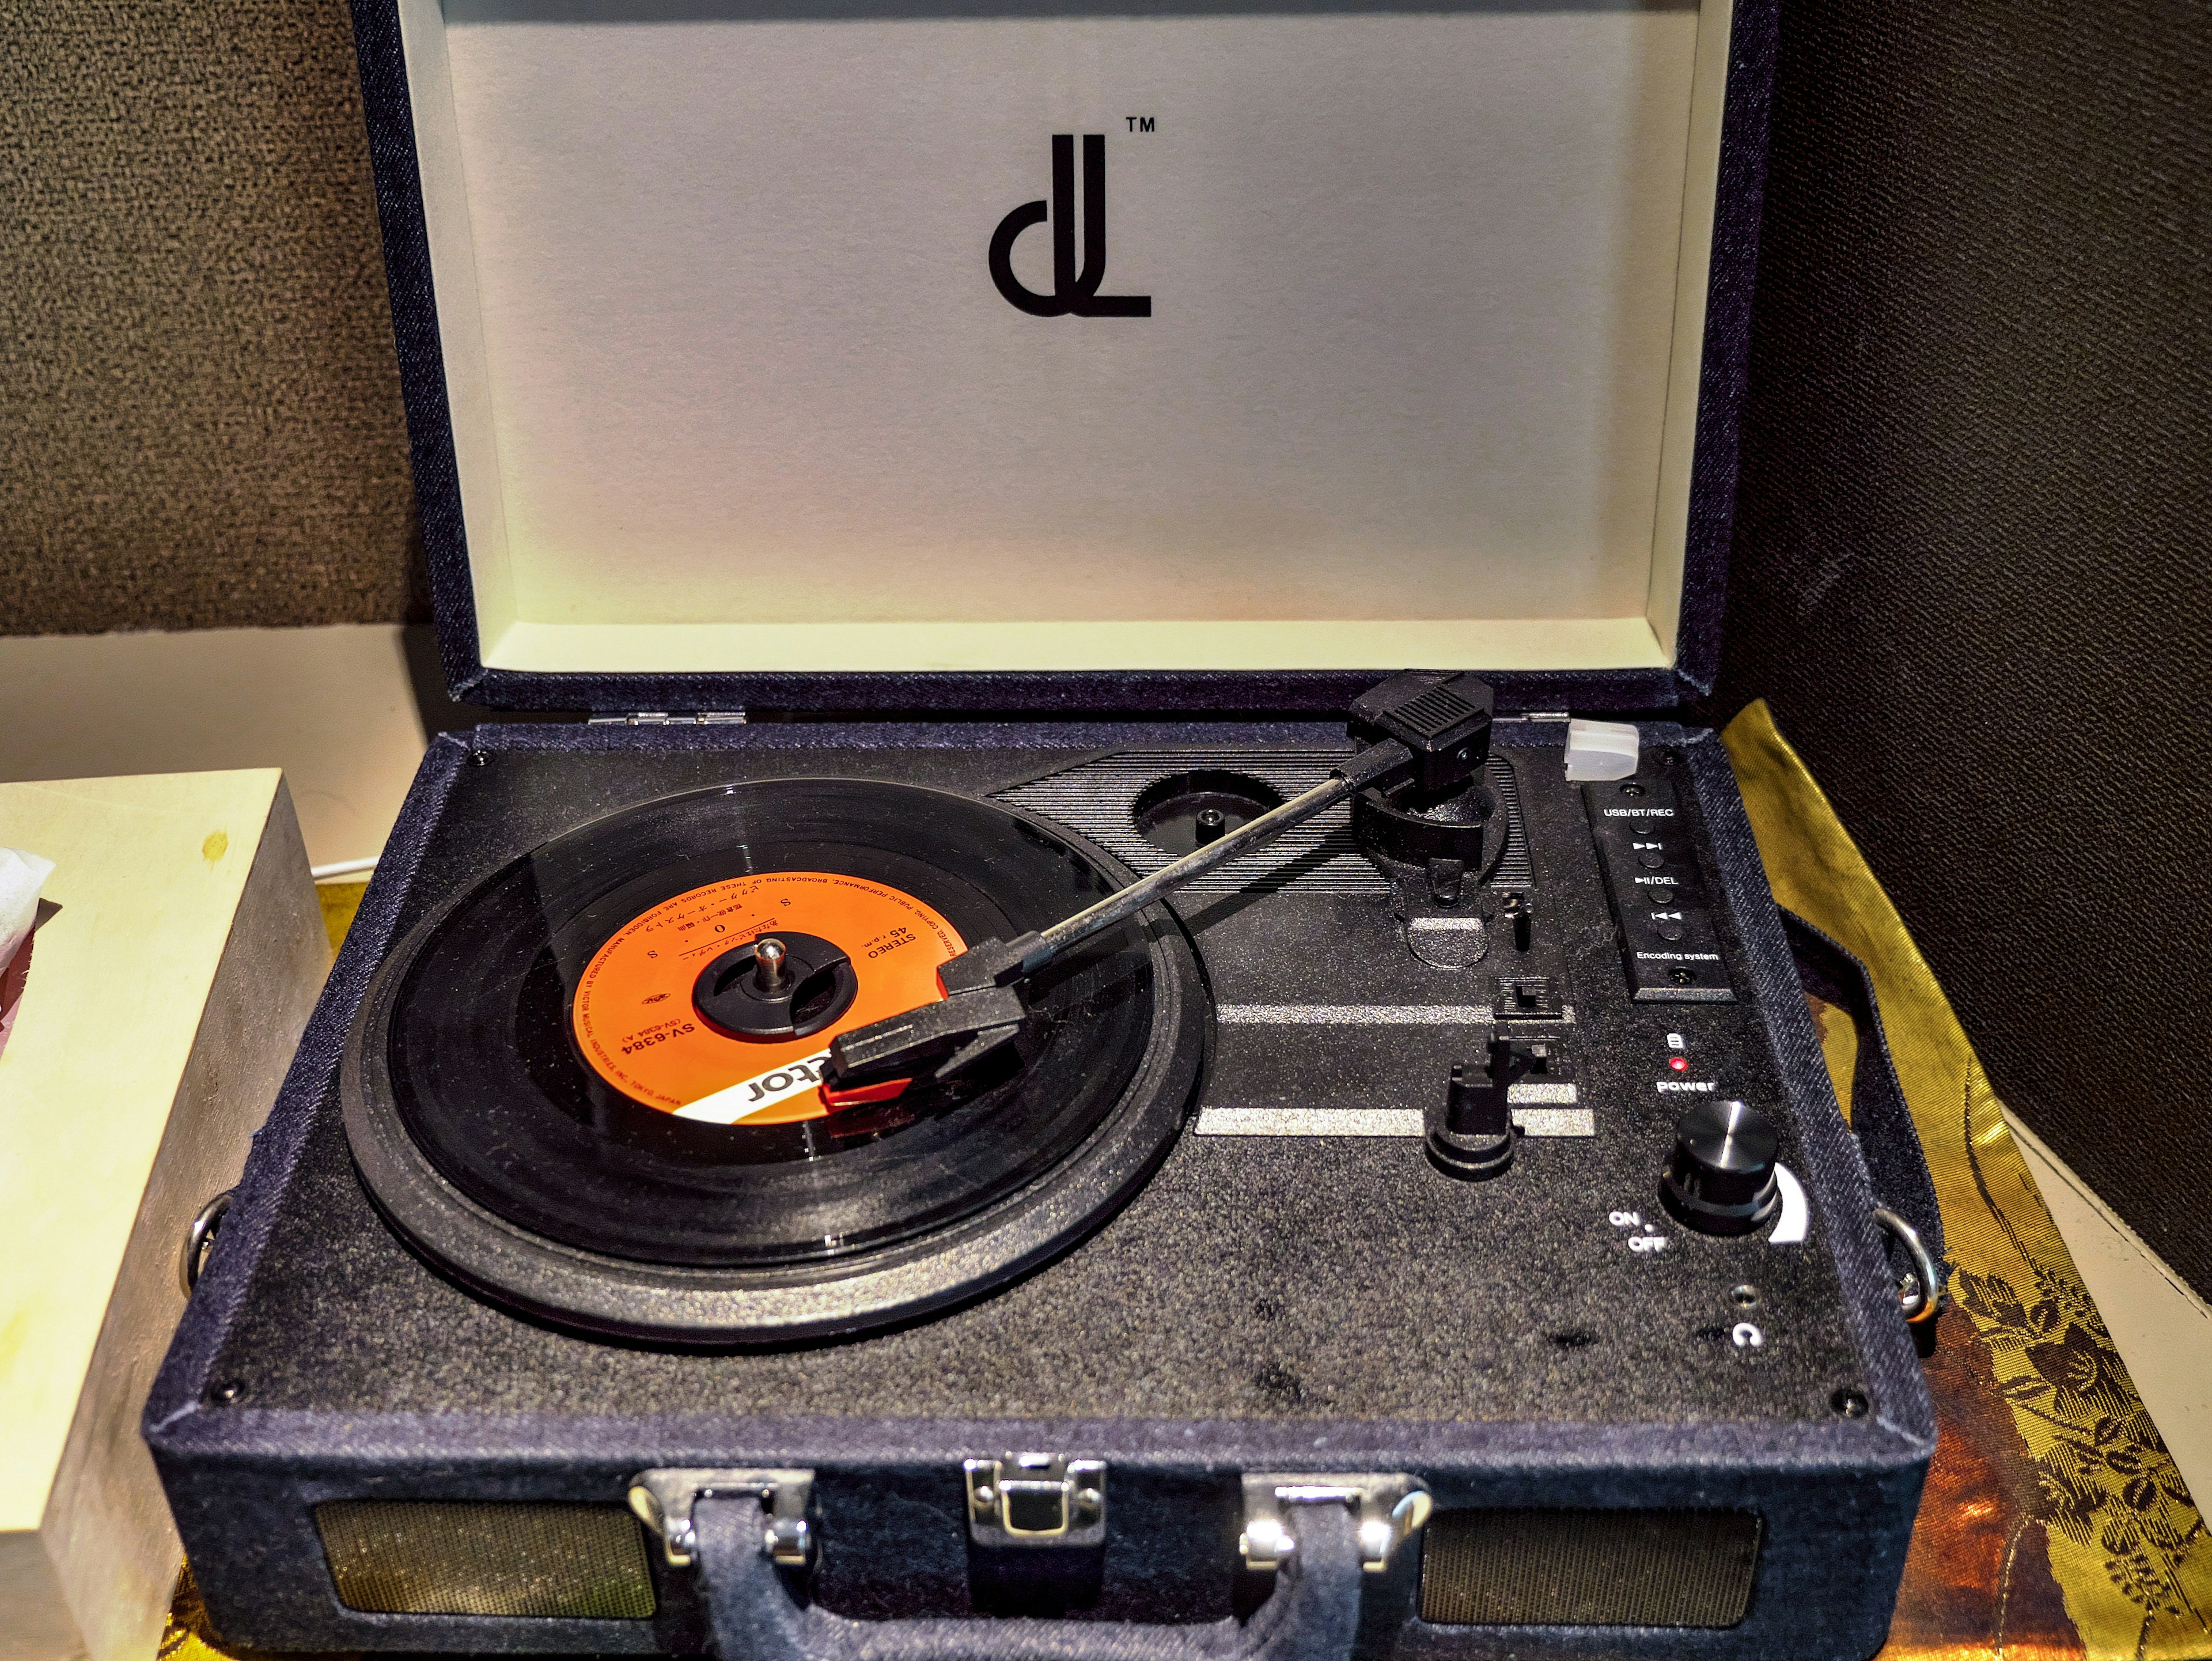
left=1781, top=910, right=1950, bottom=1321
left=693, top=1492, right=1369, bottom=1661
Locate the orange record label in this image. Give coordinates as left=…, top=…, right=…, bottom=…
left=570, top=872, right=964, bottom=1125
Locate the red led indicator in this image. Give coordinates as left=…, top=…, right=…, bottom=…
left=1668, top=1055, right=1690, bottom=1072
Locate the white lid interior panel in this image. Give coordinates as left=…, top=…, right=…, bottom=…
left=400, top=0, right=1734, bottom=675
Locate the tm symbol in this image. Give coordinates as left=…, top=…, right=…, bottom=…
left=1124, top=116, right=1156, bottom=133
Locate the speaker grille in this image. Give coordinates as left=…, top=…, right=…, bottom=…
left=1419, top=1508, right=1761, bottom=1628
left=314, top=1501, right=657, bottom=1619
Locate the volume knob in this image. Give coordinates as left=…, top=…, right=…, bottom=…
left=1661, top=1100, right=1781, bottom=1236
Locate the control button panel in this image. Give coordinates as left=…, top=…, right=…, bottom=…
left=1581, top=775, right=1735, bottom=1002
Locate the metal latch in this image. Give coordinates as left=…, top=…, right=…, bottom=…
left=1239, top=1473, right=1431, bottom=1575
left=964, top=1454, right=1107, bottom=1548
left=588, top=710, right=748, bottom=725
left=628, top=1467, right=814, bottom=1568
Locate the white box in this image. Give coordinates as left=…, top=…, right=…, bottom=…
left=0, top=772, right=329, bottom=1661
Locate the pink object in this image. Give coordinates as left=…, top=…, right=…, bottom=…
left=0, top=931, right=30, bottom=1062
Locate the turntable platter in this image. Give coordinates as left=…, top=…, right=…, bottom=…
left=340, top=778, right=1206, bottom=1345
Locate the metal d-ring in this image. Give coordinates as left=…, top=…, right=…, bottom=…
left=1872, top=1206, right=1942, bottom=1323
left=180, top=1190, right=234, bottom=1296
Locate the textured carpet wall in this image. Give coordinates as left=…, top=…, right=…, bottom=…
left=1699, top=0, right=2212, bottom=1296
left=2, top=0, right=422, bottom=631
left=5, top=6, right=2207, bottom=1287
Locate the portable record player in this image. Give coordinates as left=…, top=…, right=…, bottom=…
left=146, top=0, right=1942, bottom=1655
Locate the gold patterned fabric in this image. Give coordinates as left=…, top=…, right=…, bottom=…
left=162, top=739, right=2210, bottom=1658
left=317, top=880, right=369, bottom=956
left=1726, top=701, right=2209, bottom=1659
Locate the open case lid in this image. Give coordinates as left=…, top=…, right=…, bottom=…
left=351, top=0, right=1777, bottom=715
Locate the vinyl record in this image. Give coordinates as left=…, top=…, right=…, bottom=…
left=567, top=869, right=967, bottom=1126
left=341, top=778, right=1207, bottom=1345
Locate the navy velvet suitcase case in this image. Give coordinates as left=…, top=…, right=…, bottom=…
left=146, top=0, right=1943, bottom=1654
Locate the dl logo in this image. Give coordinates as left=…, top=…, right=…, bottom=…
left=989, top=134, right=1152, bottom=318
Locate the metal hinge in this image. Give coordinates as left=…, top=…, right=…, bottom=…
left=1239, top=1473, right=1431, bottom=1575
left=627, top=1467, right=813, bottom=1568
left=588, top=710, right=748, bottom=725
left=964, top=1454, right=1107, bottom=1548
